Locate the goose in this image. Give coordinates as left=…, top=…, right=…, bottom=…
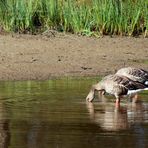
left=116, top=67, right=148, bottom=85
left=86, top=74, right=147, bottom=106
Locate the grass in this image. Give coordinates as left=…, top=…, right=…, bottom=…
left=0, top=0, right=147, bottom=37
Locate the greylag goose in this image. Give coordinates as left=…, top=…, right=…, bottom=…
left=86, top=74, right=147, bottom=105
left=116, top=67, right=148, bottom=85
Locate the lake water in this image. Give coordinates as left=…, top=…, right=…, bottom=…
left=0, top=78, right=148, bottom=148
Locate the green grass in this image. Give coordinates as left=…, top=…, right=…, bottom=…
left=0, top=0, right=147, bottom=37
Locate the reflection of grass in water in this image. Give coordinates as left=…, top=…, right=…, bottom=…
left=0, top=0, right=147, bottom=36
left=0, top=78, right=148, bottom=105
left=0, top=77, right=100, bottom=102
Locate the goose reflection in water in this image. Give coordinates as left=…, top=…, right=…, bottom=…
left=86, top=98, right=148, bottom=131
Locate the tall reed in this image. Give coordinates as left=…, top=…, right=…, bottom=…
left=0, top=0, right=147, bottom=36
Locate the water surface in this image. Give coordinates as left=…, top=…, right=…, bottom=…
left=0, top=78, right=148, bottom=148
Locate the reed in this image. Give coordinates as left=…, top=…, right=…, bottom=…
left=0, top=0, right=147, bottom=36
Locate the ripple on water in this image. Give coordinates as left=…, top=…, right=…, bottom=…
left=0, top=79, right=147, bottom=148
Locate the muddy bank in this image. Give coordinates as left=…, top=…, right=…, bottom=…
left=0, top=33, right=148, bottom=80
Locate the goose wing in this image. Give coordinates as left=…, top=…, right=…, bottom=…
left=113, top=75, right=146, bottom=90
left=116, top=67, right=148, bottom=83
left=128, top=68, right=148, bottom=79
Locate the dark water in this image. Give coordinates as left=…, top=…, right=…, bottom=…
left=0, top=78, right=148, bottom=148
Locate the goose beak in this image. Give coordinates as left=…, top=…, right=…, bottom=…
left=86, top=93, right=94, bottom=102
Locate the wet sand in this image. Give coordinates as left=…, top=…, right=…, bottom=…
left=0, top=33, right=148, bottom=80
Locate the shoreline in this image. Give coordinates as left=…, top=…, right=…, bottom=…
left=0, top=33, right=148, bottom=81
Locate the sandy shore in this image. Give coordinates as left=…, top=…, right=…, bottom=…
left=0, top=33, right=148, bottom=80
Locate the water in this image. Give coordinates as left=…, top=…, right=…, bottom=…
left=0, top=78, right=148, bottom=148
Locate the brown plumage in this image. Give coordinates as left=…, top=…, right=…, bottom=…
left=116, top=67, right=148, bottom=85
left=86, top=74, right=147, bottom=104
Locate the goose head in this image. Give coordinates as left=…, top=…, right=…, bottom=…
left=86, top=83, right=104, bottom=102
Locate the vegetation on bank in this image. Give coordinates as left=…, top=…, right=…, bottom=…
left=0, top=0, right=147, bottom=37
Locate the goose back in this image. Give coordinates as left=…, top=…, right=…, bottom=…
left=116, top=67, right=148, bottom=84
left=100, top=75, right=147, bottom=96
